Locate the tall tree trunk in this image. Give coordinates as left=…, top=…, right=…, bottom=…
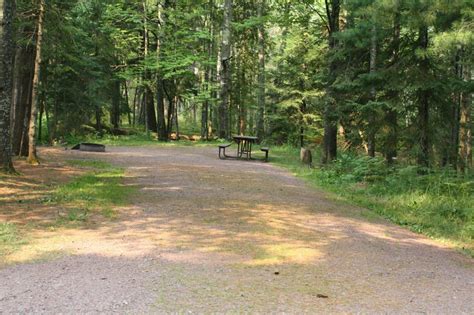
left=156, top=1, right=167, bottom=141
left=0, top=0, right=15, bottom=173
left=132, top=85, right=138, bottom=126
left=156, top=79, right=167, bottom=140
left=138, top=93, right=145, bottom=125
left=175, top=96, right=180, bottom=139
left=47, top=92, right=57, bottom=145
left=459, top=62, right=472, bottom=173
left=38, top=97, right=44, bottom=143
left=385, top=9, right=400, bottom=164
left=110, top=79, right=121, bottom=129
left=238, top=65, right=246, bottom=135
left=446, top=50, right=462, bottom=168
left=256, top=0, right=266, bottom=142
left=12, top=45, right=34, bottom=156
left=218, top=0, right=232, bottom=139
left=124, top=81, right=131, bottom=126
left=20, top=104, right=31, bottom=156
left=417, top=26, right=430, bottom=168
left=367, top=21, right=377, bottom=157
left=95, top=106, right=102, bottom=131
left=27, top=0, right=45, bottom=165
left=141, top=0, right=155, bottom=135
left=201, top=70, right=209, bottom=139
left=300, top=100, right=307, bottom=148
left=321, top=0, right=340, bottom=163
left=235, top=50, right=246, bottom=135
left=145, top=87, right=157, bottom=132
left=201, top=0, right=214, bottom=141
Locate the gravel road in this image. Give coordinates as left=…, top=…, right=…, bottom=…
left=1, top=146, right=473, bottom=313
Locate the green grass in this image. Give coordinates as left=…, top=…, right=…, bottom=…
left=0, top=223, right=26, bottom=258
left=66, top=159, right=112, bottom=169
left=270, top=146, right=474, bottom=257
left=45, top=160, right=135, bottom=224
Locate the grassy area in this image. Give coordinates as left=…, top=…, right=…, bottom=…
left=0, top=159, right=134, bottom=265
left=0, top=223, right=26, bottom=258
left=270, top=146, right=474, bottom=257
left=46, top=160, right=135, bottom=225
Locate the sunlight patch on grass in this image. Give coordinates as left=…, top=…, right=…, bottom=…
left=43, top=161, right=134, bottom=225
left=0, top=223, right=26, bottom=262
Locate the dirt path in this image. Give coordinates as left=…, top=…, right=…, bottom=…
left=1, top=146, right=473, bottom=313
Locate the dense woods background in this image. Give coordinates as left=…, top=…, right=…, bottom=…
left=0, top=0, right=472, bottom=172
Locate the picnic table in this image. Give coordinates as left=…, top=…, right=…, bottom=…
left=233, top=135, right=258, bottom=159
left=218, top=135, right=269, bottom=162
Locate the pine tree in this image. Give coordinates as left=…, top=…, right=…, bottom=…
left=0, top=0, right=16, bottom=173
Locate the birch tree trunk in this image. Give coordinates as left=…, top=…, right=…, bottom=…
left=0, top=0, right=15, bottom=173
left=27, top=0, right=45, bottom=165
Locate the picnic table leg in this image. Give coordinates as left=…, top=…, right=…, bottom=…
left=237, top=140, right=242, bottom=158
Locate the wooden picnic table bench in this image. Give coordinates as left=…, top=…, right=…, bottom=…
left=218, top=143, right=232, bottom=159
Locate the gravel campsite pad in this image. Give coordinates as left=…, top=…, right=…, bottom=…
left=1, top=146, right=473, bottom=313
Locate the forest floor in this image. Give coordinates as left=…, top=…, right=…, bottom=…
left=0, top=146, right=473, bottom=313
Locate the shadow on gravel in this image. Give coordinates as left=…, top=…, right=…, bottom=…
left=2, top=146, right=472, bottom=313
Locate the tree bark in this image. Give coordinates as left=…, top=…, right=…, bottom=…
left=321, top=0, right=340, bottom=163
left=110, top=79, right=121, bottom=129
left=300, top=100, right=307, bottom=148
left=385, top=8, right=400, bottom=164
left=218, top=0, right=232, bottom=139
left=238, top=64, right=246, bottom=135
left=156, top=1, right=167, bottom=141
left=445, top=49, right=462, bottom=168
left=201, top=0, right=214, bottom=141
left=141, top=0, right=157, bottom=135
left=459, top=63, right=472, bottom=173
left=0, top=0, right=15, bottom=173
left=174, top=96, right=180, bottom=139
left=417, top=26, right=430, bottom=168
left=367, top=21, right=377, bottom=157
left=145, top=87, right=157, bottom=132
left=12, top=45, right=34, bottom=156
left=27, top=0, right=45, bottom=165
left=201, top=70, right=210, bottom=139
left=256, top=0, right=266, bottom=142
left=124, top=81, right=131, bottom=126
